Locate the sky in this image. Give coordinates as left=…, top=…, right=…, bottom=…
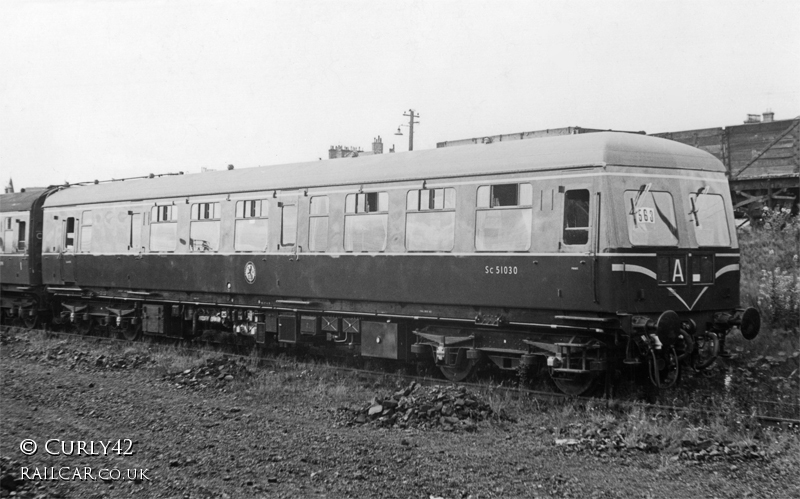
left=1, top=0, right=799, bottom=190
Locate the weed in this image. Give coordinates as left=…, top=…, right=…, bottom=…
left=739, top=208, right=800, bottom=331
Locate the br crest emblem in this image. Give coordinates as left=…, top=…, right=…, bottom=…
left=244, top=261, right=256, bottom=284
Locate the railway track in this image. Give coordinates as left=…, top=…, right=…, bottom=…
left=3, top=324, right=799, bottom=428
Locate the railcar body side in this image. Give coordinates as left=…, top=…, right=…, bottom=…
left=34, top=133, right=759, bottom=392
left=0, top=188, right=51, bottom=327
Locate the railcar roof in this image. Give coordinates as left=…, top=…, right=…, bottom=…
left=44, top=132, right=725, bottom=208
left=0, top=188, right=48, bottom=213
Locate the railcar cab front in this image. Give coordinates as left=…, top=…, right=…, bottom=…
left=599, top=169, right=760, bottom=384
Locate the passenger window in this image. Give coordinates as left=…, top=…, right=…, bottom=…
left=190, top=202, right=221, bottom=252
left=563, top=190, right=590, bottom=245
left=344, top=191, right=388, bottom=252
left=234, top=200, right=269, bottom=252
left=475, top=183, right=532, bottom=251
left=477, top=184, right=532, bottom=208
left=150, top=205, right=177, bottom=252
left=309, top=196, right=329, bottom=252
left=406, top=188, right=456, bottom=251
left=345, top=192, right=388, bottom=214
left=79, top=211, right=92, bottom=253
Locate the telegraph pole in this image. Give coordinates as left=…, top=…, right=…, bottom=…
left=403, top=109, right=420, bottom=151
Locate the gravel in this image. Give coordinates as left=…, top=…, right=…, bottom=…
left=1, top=329, right=798, bottom=498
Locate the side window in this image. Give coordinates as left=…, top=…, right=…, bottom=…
left=344, top=191, right=389, bottom=252
left=79, top=211, right=92, bottom=253
left=406, top=188, right=456, bottom=251
left=64, top=217, right=76, bottom=252
left=190, top=202, right=221, bottom=252
left=563, top=189, right=590, bottom=245
left=234, top=199, right=269, bottom=252
left=308, top=196, right=329, bottom=252
left=281, top=203, right=297, bottom=247
left=475, top=183, right=532, bottom=251
left=150, top=205, right=177, bottom=252
left=2, top=217, right=10, bottom=252
left=477, top=183, right=532, bottom=208
left=17, top=220, right=27, bottom=252
left=345, top=192, right=389, bottom=214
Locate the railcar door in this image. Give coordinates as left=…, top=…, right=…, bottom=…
left=277, top=194, right=301, bottom=257
left=128, top=212, right=143, bottom=252
left=61, top=216, right=77, bottom=283
left=558, top=187, right=597, bottom=308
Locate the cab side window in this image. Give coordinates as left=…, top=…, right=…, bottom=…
left=563, top=189, right=590, bottom=245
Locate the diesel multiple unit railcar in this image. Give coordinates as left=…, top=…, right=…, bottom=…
left=0, top=132, right=760, bottom=395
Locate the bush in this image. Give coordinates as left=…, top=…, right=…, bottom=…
left=739, top=208, right=800, bottom=331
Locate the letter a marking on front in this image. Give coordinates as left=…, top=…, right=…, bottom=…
left=672, top=258, right=684, bottom=283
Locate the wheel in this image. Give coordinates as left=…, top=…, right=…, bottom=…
left=22, top=310, right=39, bottom=330
left=551, top=371, right=598, bottom=396
left=438, top=348, right=478, bottom=382
left=675, top=329, right=694, bottom=362
left=73, top=318, right=95, bottom=336
left=657, top=348, right=681, bottom=388
left=439, top=360, right=478, bottom=382
left=2, top=308, right=18, bottom=326
left=119, top=321, right=142, bottom=341
left=692, top=332, right=719, bottom=370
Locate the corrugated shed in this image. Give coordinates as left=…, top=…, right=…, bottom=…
left=43, top=132, right=723, bottom=208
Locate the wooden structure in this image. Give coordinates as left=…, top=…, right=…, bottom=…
left=652, top=116, right=800, bottom=217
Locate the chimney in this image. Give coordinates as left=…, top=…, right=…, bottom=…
left=329, top=146, right=338, bottom=159
left=372, top=136, right=383, bottom=155
left=744, top=113, right=762, bottom=124
left=763, top=109, right=774, bottom=123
